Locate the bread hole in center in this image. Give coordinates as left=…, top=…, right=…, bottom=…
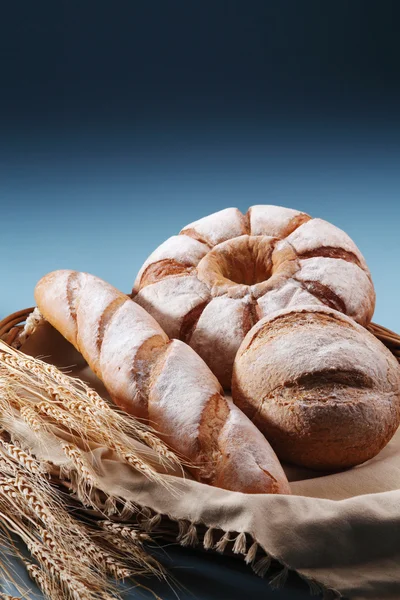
left=214, top=236, right=276, bottom=286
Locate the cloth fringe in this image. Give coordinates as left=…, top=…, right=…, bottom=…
left=244, top=541, right=258, bottom=564
left=214, top=531, right=231, bottom=553
left=120, top=500, right=136, bottom=520
left=305, top=578, right=327, bottom=596
left=299, top=574, right=329, bottom=597
left=269, top=565, right=289, bottom=589
left=104, top=495, right=118, bottom=516
left=89, top=504, right=343, bottom=600
left=176, top=520, right=190, bottom=543
left=180, top=523, right=198, bottom=547
left=147, top=513, right=162, bottom=531
left=232, top=531, right=247, bottom=555
left=252, top=555, right=272, bottom=577
left=203, top=527, right=214, bottom=550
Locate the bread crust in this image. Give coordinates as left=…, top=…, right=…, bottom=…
left=133, top=205, right=375, bottom=389
left=35, top=270, right=291, bottom=495
left=232, top=306, right=400, bottom=470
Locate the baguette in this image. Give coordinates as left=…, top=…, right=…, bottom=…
left=35, top=270, right=291, bottom=494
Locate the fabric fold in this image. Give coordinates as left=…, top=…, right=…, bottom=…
left=19, top=322, right=400, bottom=600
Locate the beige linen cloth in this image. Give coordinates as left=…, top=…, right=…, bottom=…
left=19, top=323, right=400, bottom=600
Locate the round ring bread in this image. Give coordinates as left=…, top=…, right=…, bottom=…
left=232, top=305, right=400, bottom=470
left=133, top=205, right=376, bottom=388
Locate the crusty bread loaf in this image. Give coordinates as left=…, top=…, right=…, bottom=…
left=34, top=270, right=291, bottom=494
left=133, top=205, right=375, bottom=389
left=232, top=306, right=400, bottom=470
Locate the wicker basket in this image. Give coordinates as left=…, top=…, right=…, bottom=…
left=1, top=307, right=400, bottom=362
left=0, top=307, right=36, bottom=346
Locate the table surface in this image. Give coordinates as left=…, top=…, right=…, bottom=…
left=1, top=541, right=313, bottom=599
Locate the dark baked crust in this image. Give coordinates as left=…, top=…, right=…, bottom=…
left=232, top=306, right=400, bottom=470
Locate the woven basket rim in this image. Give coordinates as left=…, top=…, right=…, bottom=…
left=1, top=306, right=400, bottom=361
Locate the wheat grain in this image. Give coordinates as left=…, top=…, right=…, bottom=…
left=0, top=341, right=176, bottom=596
left=71, top=534, right=131, bottom=580
left=25, top=560, right=59, bottom=599
left=0, top=478, right=28, bottom=520
left=35, top=403, right=78, bottom=430
left=102, top=533, right=158, bottom=571
left=26, top=539, right=118, bottom=600
left=101, top=520, right=150, bottom=543
left=18, top=406, right=42, bottom=432
left=26, top=541, right=94, bottom=599
left=136, top=430, right=178, bottom=463
left=0, top=440, right=46, bottom=475
left=61, top=443, right=96, bottom=485
left=12, top=474, right=55, bottom=526
left=100, top=529, right=163, bottom=577
left=1, top=342, right=181, bottom=477
left=111, top=444, right=155, bottom=477
left=0, top=458, right=16, bottom=476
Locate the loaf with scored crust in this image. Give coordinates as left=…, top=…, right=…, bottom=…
left=133, top=205, right=376, bottom=389
left=232, top=305, right=400, bottom=470
left=34, top=270, right=291, bottom=494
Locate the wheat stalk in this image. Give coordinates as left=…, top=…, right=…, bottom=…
left=101, top=520, right=150, bottom=543
left=61, top=443, right=96, bottom=485
left=18, top=406, right=42, bottom=433
left=0, top=439, right=46, bottom=475
left=24, top=560, right=61, bottom=599
left=0, top=341, right=181, bottom=478
left=0, top=340, right=178, bottom=599
left=26, top=540, right=98, bottom=600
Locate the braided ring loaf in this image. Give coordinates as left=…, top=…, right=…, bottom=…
left=35, top=270, right=291, bottom=494
left=232, top=306, right=400, bottom=470
left=133, top=205, right=375, bottom=388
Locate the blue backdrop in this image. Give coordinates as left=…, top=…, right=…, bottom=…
left=1, top=121, right=399, bottom=332
left=1, top=2, right=399, bottom=598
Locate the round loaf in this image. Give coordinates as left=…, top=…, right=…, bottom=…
left=231, top=306, right=400, bottom=470
left=133, top=205, right=375, bottom=388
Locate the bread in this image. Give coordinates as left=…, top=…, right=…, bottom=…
left=34, top=270, right=291, bottom=494
left=132, top=205, right=375, bottom=389
left=232, top=305, right=400, bottom=470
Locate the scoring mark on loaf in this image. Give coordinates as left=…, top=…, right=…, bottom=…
left=133, top=336, right=172, bottom=421
left=197, top=393, right=230, bottom=485
left=66, top=271, right=82, bottom=326
left=297, top=246, right=363, bottom=269
left=297, top=280, right=347, bottom=314
left=243, top=209, right=251, bottom=235
left=278, top=213, right=312, bottom=238
left=289, top=369, right=375, bottom=390
left=179, top=301, right=210, bottom=344
left=242, top=311, right=356, bottom=354
left=139, top=259, right=195, bottom=290
left=179, top=228, right=213, bottom=248
left=242, top=300, right=260, bottom=336
left=96, top=295, right=129, bottom=356
left=256, top=465, right=279, bottom=492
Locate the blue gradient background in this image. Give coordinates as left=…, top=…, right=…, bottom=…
left=1, top=2, right=399, bottom=331
left=1, top=122, right=400, bottom=330
left=1, top=2, right=399, bottom=598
